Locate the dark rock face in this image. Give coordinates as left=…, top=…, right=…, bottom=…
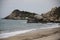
left=4, top=9, right=37, bottom=20
left=40, top=7, right=60, bottom=23
left=27, top=7, right=60, bottom=23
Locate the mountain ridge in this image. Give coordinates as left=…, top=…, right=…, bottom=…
left=4, top=9, right=37, bottom=20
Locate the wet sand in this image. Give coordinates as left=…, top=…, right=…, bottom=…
left=0, top=27, right=60, bottom=40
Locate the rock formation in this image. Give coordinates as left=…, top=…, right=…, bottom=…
left=4, top=7, right=60, bottom=23
left=4, top=9, right=37, bottom=20
left=27, top=7, right=60, bottom=23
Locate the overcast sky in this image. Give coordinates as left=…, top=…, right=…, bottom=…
left=0, top=0, right=60, bottom=18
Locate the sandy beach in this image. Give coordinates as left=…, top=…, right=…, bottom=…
left=0, top=27, right=60, bottom=40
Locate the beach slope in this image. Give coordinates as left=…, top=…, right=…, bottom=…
left=0, top=27, right=60, bottom=40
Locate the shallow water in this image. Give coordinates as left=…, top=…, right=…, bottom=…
left=0, top=19, right=60, bottom=33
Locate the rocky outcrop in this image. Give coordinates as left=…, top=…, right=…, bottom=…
left=27, top=17, right=39, bottom=23
left=4, top=7, right=60, bottom=23
left=4, top=9, right=37, bottom=20
left=27, top=7, right=60, bottom=23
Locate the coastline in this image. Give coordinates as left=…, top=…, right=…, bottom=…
left=0, top=26, right=60, bottom=40
left=0, top=29, right=36, bottom=38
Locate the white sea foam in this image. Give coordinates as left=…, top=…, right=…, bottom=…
left=40, top=24, right=59, bottom=29
left=0, top=25, right=59, bottom=39
left=40, top=26, right=59, bottom=29
left=0, top=29, right=36, bottom=38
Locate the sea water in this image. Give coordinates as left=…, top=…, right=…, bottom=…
left=0, top=19, right=60, bottom=38
left=0, top=19, right=60, bottom=33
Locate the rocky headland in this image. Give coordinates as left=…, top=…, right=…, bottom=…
left=4, top=7, right=60, bottom=23
left=27, top=7, right=60, bottom=23
left=4, top=9, right=37, bottom=20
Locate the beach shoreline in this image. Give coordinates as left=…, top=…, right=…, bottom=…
left=0, top=26, right=60, bottom=40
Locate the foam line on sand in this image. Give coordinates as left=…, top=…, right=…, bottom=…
left=0, top=26, right=59, bottom=39
left=0, top=29, right=36, bottom=38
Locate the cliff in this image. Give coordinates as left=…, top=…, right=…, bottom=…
left=4, top=9, right=37, bottom=20
left=27, top=7, right=60, bottom=23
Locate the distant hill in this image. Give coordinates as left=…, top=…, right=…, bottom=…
left=27, top=7, right=60, bottom=23
left=4, top=7, right=60, bottom=23
left=4, top=9, right=37, bottom=20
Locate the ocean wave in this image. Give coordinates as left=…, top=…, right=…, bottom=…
left=0, top=26, right=59, bottom=39
left=0, top=29, right=36, bottom=38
